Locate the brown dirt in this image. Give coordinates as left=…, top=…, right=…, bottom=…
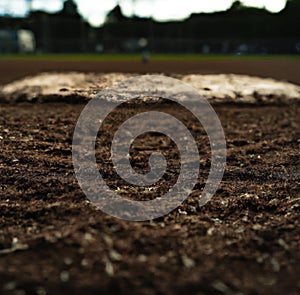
left=1, top=60, right=300, bottom=294
left=1, top=58, right=300, bottom=86
left=0, top=98, right=299, bottom=295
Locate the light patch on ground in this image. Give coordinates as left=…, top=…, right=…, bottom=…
left=0, top=72, right=299, bottom=104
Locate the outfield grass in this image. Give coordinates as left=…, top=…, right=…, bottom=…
left=0, top=53, right=299, bottom=61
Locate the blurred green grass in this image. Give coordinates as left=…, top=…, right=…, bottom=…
left=0, top=53, right=299, bottom=61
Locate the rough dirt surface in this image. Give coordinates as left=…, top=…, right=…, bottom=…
left=0, top=71, right=299, bottom=295
left=1, top=72, right=300, bottom=104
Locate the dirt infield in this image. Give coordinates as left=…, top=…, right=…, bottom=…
left=1, top=72, right=299, bottom=104
left=1, top=58, right=300, bottom=86
left=0, top=100, right=299, bottom=294
left=0, top=64, right=299, bottom=294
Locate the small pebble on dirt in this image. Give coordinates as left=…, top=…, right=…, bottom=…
left=109, top=249, right=122, bottom=261
left=60, top=270, right=70, bottom=282
left=103, top=256, right=114, bottom=276
left=81, top=258, right=89, bottom=267
left=36, top=287, right=47, bottom=295
left=138, top=254, right=148, bottom=262
left=64, top=257, right=73, bottom=265
left=270, top=258, right=281, bottom=272
left=3, top=281, right=17, bottom=291
left=181, top=255, right=195, bottom=269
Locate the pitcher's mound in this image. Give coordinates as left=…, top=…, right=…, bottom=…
left=1, top=72, right=299, bottom=104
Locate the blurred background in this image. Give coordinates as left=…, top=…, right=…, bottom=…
left=0, top=0, right=299, bottom=55
left=1, top=0, right=300, bottom=86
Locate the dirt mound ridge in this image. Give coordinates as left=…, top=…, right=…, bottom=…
left=0, top=72, right=299, bottom=104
